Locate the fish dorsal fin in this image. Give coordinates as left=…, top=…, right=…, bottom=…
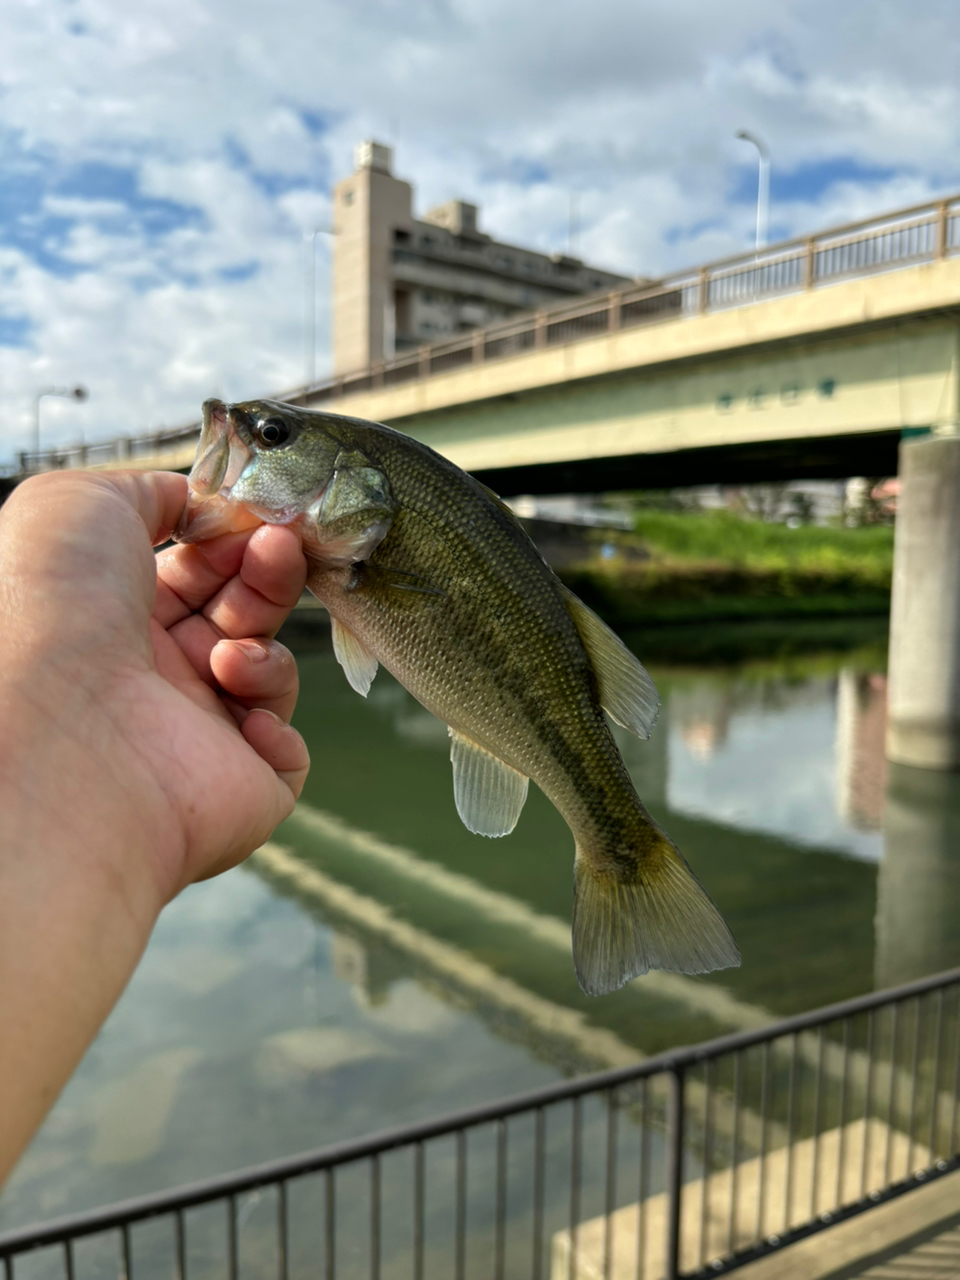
left=475, top=481, right=522, bottom=521
left=448, top=729, right=529, bottom=837
left=331, top=616, right=379, bottom=697
left=560, top=586, right=659, bottom=739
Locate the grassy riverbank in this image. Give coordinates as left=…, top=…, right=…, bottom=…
left=558, top=509, right=894, bottom=625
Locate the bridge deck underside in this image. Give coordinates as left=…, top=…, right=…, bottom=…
left=471, top=429, right=905, bottom=496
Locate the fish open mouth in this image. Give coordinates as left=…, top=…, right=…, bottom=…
left=174, top=399, right=259, bottom=542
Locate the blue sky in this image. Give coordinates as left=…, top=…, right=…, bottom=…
left=1, top=0, right=959, bottom=461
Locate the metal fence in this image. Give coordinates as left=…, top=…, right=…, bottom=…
left=2, top=966, right=958, bottom=1280
left=15, top=192, right=960, bottom=475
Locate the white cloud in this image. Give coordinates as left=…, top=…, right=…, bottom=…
left=2, top=0, right=960, bottom=460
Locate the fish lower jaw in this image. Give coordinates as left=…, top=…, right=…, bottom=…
left=174, top=492, right=263, bottom=542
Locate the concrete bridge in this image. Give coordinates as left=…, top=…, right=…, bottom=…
left=21, top=192, right=960, bottom=493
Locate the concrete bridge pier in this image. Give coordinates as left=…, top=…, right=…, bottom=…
left=887, top=433, right=960, bottom=769
left=875, top=763, right=960, bottom=989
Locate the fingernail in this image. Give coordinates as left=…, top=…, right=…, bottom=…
left=232, top=639, right=270, bottom=663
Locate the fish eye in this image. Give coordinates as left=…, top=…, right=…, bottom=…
left=257, top=416, right=291, bottom=447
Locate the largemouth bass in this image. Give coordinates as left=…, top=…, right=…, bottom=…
left=176, top=398, right=740, bottom=994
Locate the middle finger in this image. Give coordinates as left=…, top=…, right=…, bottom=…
left=202, top=524, right=307, bottom=640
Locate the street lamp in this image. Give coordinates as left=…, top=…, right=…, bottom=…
left=304, top=225, right=338, bottom=388
left=736, top=130, right=770, bottom=251
left=33, top=385, right=88, bottom=462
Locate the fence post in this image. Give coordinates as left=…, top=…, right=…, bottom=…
left=472, top=330, right=485, bottom=364
left=534, top=311, right=547, bottom=349
left=373, top=362, right=384, bottom=389
left=698, top=267, right=708, bottom=314
left=937, top=200, right=949, bottom=260
left=666, top=1065, right=685, bottom=1280
left=803, top=238, right=815, bottom=289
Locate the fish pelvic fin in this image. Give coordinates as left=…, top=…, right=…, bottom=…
left=449, top=729, right=529, bottom=837
left=331, top=616, right=379, bottom=696
left=560, top=587, right=659, bottom=740
left=571, top=829, right=740, bottom=996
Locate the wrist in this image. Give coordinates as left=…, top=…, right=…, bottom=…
left=0, top=665, right=171, bottom=930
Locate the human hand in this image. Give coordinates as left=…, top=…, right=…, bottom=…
left=0, top=468, right=309, bottom=903
left=0, top=468, right=309, bottom=1183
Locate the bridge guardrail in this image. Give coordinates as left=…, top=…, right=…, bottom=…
left=18, top=194, right=960, bottom=476
left=1, top=965, right=958, bottom=1280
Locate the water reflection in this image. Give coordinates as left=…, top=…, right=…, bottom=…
left=877, top=764, right=960, bottom=988
left=835, top=669, right=888, bottom=832
left=7, top=620, right=960, bottom=1232
left=665, top=670, right=883, bottom=862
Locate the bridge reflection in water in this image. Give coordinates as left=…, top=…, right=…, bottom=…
left=4, top=625, right=960, bottom=1270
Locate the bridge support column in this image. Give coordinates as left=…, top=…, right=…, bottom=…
left=887, top=433, right=960, bottom=768
left=875, top=764, right=960, bottom=988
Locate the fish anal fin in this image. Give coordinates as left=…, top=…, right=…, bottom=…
left=561, top=586, right=659, bottom=740
left=448, top=729, right=529, bottom=837
left=572, top=830, right=740, bottom=996
left=331, top=616, right=378, bottom=696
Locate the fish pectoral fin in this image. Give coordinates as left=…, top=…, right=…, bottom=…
left=572, top=832, right=741, bottom=997
left=560, top=587, right=660, bottom=740
left=366, top=566, right=447, bottom=598
left=448, top=730, right=529, bottom=837
left=331, top=616, right=379, bottom=696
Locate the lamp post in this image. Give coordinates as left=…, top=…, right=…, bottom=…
left=33, top=385, right=88, bottom=465
left=304, top=226, right=338, bottom=388
left=736, top=130, right=770, bottom=251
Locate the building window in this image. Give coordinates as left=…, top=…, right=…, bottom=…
left=343, top=190, right=354, bottom=205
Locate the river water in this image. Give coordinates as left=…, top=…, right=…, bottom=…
left=4, top=617, right=960, bottom=1231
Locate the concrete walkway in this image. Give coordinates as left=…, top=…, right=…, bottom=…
left=743, top=1170, right=960, bottom=1280
left=552, top=1160, right=959, bottom=1280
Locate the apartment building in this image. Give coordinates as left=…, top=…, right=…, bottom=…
left=332, top=140, right=640, bottom=376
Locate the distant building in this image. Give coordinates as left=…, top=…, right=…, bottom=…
left=332, top=140, right=638, bottom=376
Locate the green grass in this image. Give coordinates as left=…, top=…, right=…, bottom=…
left=632, top=508, right=894, bottom=580
left=558, top=509, right=895, bottom=625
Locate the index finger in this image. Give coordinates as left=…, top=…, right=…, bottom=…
left=154, top=530, right=260, bottom=628
left=155, top=524, right=307, bottom=637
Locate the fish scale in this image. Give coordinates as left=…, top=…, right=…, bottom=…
left=176, top=397, right=741, bottom=995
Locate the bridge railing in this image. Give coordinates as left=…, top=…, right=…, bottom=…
left=1, top=966, right=958, bottom=1280
left=18, top=194, right=960, bottom=475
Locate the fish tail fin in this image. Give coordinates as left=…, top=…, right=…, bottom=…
left=572, top=826, right=740, bottom=997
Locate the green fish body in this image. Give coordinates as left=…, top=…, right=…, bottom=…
left=176, top=398, right=740, bottom=994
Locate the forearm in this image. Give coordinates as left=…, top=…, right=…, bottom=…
left=0, top=683, right=167, bottom=1187
left=0, top=471, right=308, bottom=1186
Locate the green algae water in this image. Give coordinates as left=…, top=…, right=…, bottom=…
left=4, top=617, right=960, bottom=1231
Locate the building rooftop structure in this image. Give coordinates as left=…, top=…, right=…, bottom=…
left=331, top=140, right=641, bottom=376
